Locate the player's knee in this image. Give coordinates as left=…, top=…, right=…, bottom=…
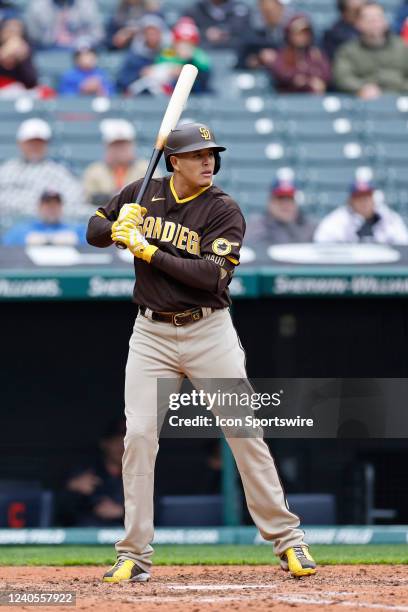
left=125, top=425, right=158, bottom=448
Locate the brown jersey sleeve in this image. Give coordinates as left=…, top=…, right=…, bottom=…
left=151, top=251, right=221, bottom=293
left=200, top=200, right=245, bottom=264
left=86, top=180, right=143, bottom=248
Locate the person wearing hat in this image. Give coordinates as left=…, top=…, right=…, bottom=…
left=82, top=119, right=159, bottom=207
left=87, top=121, right=317, bottom=583
left=107, top=0, right=163, bottom=50
left=59, top=44, right=114, bottom=96
left=2, top=189, right=86, bottom=245
left=116, top=13, right=169, bottom=94
left=314, top=181, right=408, bottom=244
left=246, top=178, right=316, bottom=244
left=154, top=17, right=212, bottom=94
left=269, top=13, right=331, bottom=93
left=57, top=417, right=126, bottom=527
left=0, top=118, right=86, bottom=230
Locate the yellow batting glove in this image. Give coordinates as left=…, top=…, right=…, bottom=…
left=111, top=225, right=158, bottom=264
left=117, top=203, right=147, bottom=227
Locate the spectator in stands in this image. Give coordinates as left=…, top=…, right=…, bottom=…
left=154, top=17, right=211, bottom=94
left=323, top=0, right=365, bottom=60
left=57, top=418, right=125, bottom=527
left=394, top=0, right=408, bottom=37
left=83, top=119, right=152, bottom=206
left=0, top=118, right=86, bottom=223
left=0, top=2, right=19, bottom=23
left=237, top=0, right=293, bottom=69
left=59, top=44, right=114, bottom=96
left=0, top=15, right=37, bottom=92
left=107, top=0, right=162, bottom=50
left=2, top=189, right=86, bottom=246
left=268, top=14, right=331, bottom=94
left=314, top=181, right=408, bottom=244
left=245, top=178, right=316, bottom=244
left=334, top=2, right=408, bottom=98
left=185, top=0, right=251, bottom=49
left=116, top=13, right=167, bottom=94
left=25, top=0, right=104, bottom=50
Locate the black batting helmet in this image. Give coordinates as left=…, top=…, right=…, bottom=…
left=164, top=122, right=226, bottom=174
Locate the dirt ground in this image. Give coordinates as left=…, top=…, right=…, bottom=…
left=1, top=565, right=407, bottom=612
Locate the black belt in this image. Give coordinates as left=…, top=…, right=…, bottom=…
left=139, top=305, right=215, bottom=327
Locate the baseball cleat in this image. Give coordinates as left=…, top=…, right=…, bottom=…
left=103, top=558, right=150, bottom=583
left=280, top=545, right=317, bottom=578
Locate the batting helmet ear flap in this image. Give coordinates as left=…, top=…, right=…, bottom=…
left=213, top=151, right=221, bottom=175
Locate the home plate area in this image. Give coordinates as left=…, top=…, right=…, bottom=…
left=1, top=565, right=408, bottom=611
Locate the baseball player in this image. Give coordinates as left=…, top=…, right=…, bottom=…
left=86, top=122, right=316, bottom=582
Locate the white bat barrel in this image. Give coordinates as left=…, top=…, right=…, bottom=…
left=155, top=64, right=199, bottom=149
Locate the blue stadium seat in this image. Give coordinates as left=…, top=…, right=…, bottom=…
left=375, top=142, right=407, bottom=166
left=0, top=480, right=54, bottom=528
left=358, top=95, right=408, bottom=118
left=36, top=51, right=72, bottom=88
left=364, top=119, right=408, bottom=143
left=276, top=94, right=355, bottom=118
left=157, top=495, right=222, bottom=527
left=53, top=121, right=103, bottom=143
left=287, top=118, right=362, bottom=142
left=224, top=141, right=291, bottom=167
left=230, top=167, right=280, bottom=189
left=301, top=190, right=349, bottom=216
left=57, top=143, right=104, bottom=166
left=296, top=141, right=367, bottom=166
left=304, top=166, right=385, bottom=190
left=387, top=167, right=408, bottom=189
left=0, top=98, right=47, bottom=119
left=0, top=143, right=18, bottom=161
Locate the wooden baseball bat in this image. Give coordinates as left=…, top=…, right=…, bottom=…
left=115, top=64, right=199, bottom=249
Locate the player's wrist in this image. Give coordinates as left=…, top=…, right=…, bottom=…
left=142, top=245, right=159, bottom=263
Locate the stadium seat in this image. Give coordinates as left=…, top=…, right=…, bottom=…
left=57, top=143, right=104, bottom=166
left=232, top=188, right=269, bottom=211
left=287, top=118, right=362, bottom=142
left=213, top=118, right=280, bottom=141
left=0, top=480, right=54, bottom=528
left=375, top=142, right=408, bottom=166
left=0, top=143, right=18, bottom=162
left=53, top=121, right=103, bottom=143
left=358, top=95, right=408, bottom=118
left=364, top=119, right=408, bottom=143
left=304, top=166, right=385, bottom=190
left=296, top=141, right=367, bottom=166
left=386, top=167, right=408, bottom=189
left=157, top=495, right=223, bottom=526
left=224, top=142, right=291, bottom=167
left=36, top=51, right=72, bottom=88
left=286, top=494, right=336, bottom=525
left=230, top=167, right=281, bottom=189
left=275, top=94, right=355, bottom=118
left=301, top=189, right=349, bottom=212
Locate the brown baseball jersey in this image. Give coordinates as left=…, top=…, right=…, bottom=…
left=86, top=175, right=246, bottom=311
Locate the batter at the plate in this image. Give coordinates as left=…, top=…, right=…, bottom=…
left=86, top=122, right=317, bottom=583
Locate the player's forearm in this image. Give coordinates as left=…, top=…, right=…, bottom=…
left=86, top=215, right=113, bottom=248
left=151, top=250, right=222, bottom=293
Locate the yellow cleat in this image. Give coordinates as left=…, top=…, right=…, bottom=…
left=103, top=558, right=150, bottom=583
left=280, top=545, right=317, bottom=578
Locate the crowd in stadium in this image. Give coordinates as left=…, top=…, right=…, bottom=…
left=1, top=0, right=408, bottom=248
